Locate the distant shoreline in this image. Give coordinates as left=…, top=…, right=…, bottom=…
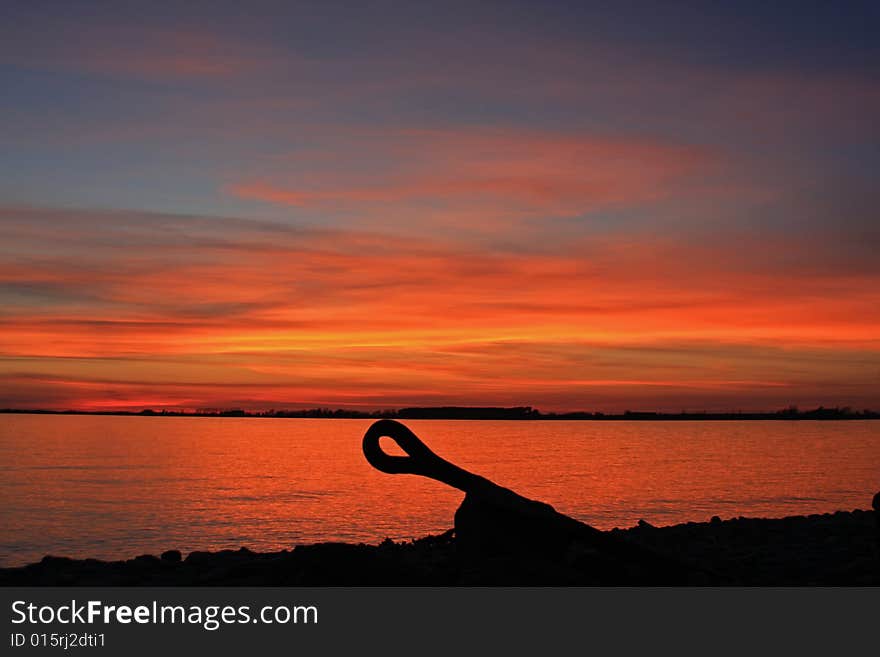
left=2, top=405, right=878, bottom=421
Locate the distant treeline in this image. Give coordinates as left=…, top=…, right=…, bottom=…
left=1, top=405, right=878, bottom=420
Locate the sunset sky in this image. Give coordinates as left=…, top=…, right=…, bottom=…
left=1, top=1, right=878, bottom=412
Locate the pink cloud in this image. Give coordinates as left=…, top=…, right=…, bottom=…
left=228, top=128, right=714, bottom=226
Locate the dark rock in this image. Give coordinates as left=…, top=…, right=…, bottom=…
left=161, top=549, right=182, bottom=563
left=2, top=510, right=878, bottom=586
left=185, top=551, right=214, bottom=564
left=133, top=554, right=160, bottom=567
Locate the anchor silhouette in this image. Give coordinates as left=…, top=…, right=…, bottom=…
left=363, top=419, right=705, bottom=583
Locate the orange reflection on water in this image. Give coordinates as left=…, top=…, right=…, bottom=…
left=1, top=415, right=878, bottom=566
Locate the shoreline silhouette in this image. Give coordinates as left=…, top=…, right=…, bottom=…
left=2, top=405, right=878, bottom=421
left=2, top=508, right=876, bottom=585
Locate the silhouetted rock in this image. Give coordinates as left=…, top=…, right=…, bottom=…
left=161, top=549, right=182, bottom=563
left=874, top=492, right=880, bottom=541
left=1, top=510, right=877, bottom=585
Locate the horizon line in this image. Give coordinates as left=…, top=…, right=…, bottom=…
left=1, top=404, right=878, bottom=421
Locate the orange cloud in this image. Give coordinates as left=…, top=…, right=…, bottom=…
left=1, top=206, right=879, bottom=411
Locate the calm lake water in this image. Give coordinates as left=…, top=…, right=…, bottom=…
left=1, top=415, right=878, bottom=566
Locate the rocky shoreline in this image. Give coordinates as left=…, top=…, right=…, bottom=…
left=2, top=509, right=877, bottom=586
